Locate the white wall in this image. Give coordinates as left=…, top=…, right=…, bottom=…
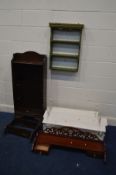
left=0, top=0, right=116, bottom=121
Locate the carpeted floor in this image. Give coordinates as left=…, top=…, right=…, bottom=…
left=0, top=112, right=116, bottom=175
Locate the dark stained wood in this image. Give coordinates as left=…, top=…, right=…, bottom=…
left=12, top=51, right=47, bottom=115
left=12, top=51, right=46, bottom=65
left=33, top=132, right=105, bottom=159
left=5, top=51, right=47, bottom=139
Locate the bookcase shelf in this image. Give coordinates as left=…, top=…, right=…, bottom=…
left=51, top=40, right=80, bottom=44
left=49, top=23, right=84, bottom=72
left=51, top=53, right=79, bottom=58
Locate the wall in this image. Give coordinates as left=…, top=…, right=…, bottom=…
left=0, top=0, right=116, bottom=120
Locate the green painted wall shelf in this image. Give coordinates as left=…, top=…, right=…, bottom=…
left=49, top=23, right=84, bottom=72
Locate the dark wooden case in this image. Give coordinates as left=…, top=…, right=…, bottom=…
left=5, top=51, right=47, bottom=139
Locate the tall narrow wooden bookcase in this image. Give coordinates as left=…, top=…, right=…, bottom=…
left=5, top=51, right=47, bottom=138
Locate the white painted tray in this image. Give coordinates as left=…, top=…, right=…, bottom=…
left=43, top=107, right=107, bottom=132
